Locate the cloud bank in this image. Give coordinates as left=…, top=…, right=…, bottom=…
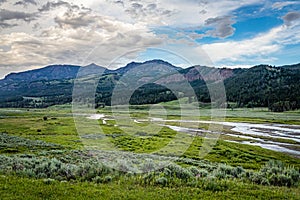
left=0, top=0, right=299, bottom=78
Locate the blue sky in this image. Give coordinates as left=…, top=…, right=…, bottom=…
left=0, top=0, right=300, bottom=77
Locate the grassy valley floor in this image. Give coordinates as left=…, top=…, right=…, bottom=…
left=0, top=105, right=300, bottom=199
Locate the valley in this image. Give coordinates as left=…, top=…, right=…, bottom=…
left=0, top=104, right=300, bottom=199
left=1, top=0, right=300, bottom=199
left=1, top=61, right=300, bottom=199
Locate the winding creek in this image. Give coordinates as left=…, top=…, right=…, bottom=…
left=85, top=114, right=300, bottom=157
left=148, top=118, right=300, bottom=157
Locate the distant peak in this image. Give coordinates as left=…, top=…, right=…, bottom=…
left=143, top=59, right=173, bottom=65
left=125, top=59, right=174, bottom=67
left=85, top=63, right=100, bottom=67
left=127, top=61, right=139, bottom=65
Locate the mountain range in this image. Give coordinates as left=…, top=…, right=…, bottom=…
left=1, top=60, right=300, bottom=112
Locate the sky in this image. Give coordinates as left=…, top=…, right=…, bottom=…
left=0, top=0, right=300, bottom=78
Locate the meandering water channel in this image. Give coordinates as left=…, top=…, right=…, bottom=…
left=85, top=114, right=300, bottom=157
left=148, top=118, right=300, bottom=157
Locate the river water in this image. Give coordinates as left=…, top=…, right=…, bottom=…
left=148, top=118, right=300, bottom=157
left=85, top=114, right=300, bottom=157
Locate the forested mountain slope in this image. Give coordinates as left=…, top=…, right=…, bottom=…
left=0, top=60, right=299, bottom=111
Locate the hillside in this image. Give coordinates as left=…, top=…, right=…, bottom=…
left=225, top=65, right=300, bottom=111
left=0, top=60, right=300, bottom=111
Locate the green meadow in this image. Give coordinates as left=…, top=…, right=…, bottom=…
left=0, top=104, right=300, bottom=199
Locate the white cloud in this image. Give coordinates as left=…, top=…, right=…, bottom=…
left=0, top=1, right=164, bottom=78
left=163, top=0, right=262, bottom=26
left=202, top=23, right=300, bottom=65
left=282, top=11, right=300, bottom=26
left=204, top=15, right=235, bottom=38
left=1, top=0, right=299, bottom=78
left=272, top=1, right=300, bottom=10
left=91, top=0, right=262, bottom=27
left=14, top=0, right=37, bottom=7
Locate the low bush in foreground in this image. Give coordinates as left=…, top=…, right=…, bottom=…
left=0, top=152, right=299, bottom=188
left=0, top=133, right=61, bottom=153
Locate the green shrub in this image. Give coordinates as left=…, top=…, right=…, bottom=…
left=260, top=178, right=270, bottom=186
left=0, top=152, right=299, bottom=188
left=117, top=160, right=132, bottom=173
left=155, top=177, right=168, bottom=186
left=250, top=172, right=264, bottom=184
left=213, top=164, right=235, bottom=179
left=284, top=167, right=300, bottom=184
left=188, top=166, right=201, bottom=176
left=269, top=174, right=292, bottom=187
left=163, top=168, right=172, bottom=177
left=166, top=163, right=193, bottom=180
left=0, top=133, right=61, bottom=153
left=197, top=169, right=208, bottom=178
left=141, top=159, right=155, bottom=173
left=230, top=166, right=246, bottom=178
left=251, top=160, right=300, bottom=187
left=103, top=175, right=113, bottom=183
